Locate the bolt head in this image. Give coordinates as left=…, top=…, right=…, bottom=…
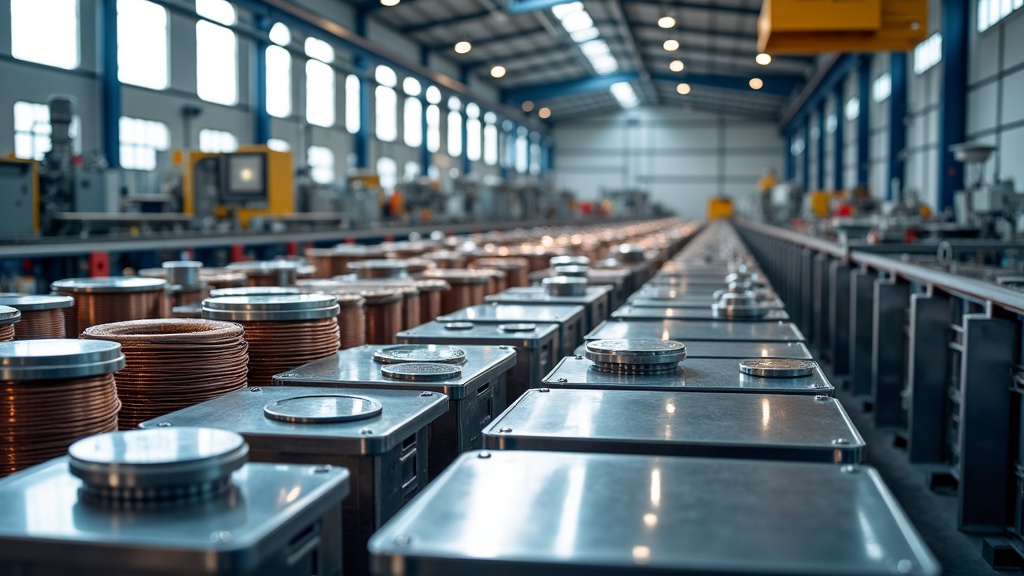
left=538, top=388, right=550, bottom=392
left=157, top=422, right=172, bottom=427
left=394, top=535, right=411, bottom=547
left=249, top=387, right=262, bottom=392
left=478, top=451, right=491, bottom=459
left=420, top=391, right=433, bottom=396
left=360, top=428, right=373, bottom=435
left=210, top=531, right=233, bottom=543
left=312, top=465, right=332, bottom=474
left=498, top=427, right=512, bottom=433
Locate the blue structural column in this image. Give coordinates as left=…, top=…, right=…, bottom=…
left=252, top=16, right=272, bottom=144
left=420, top=51, right=431, bottom=173
left=353, top=8, right=371, bottom=169
left=816, top=103, right=826, bottom=190
left=100, top=0, right=121, bottom=168
left=938, top=0, right=968, bottom=209
left=888, top=53, right=908, bottom=200
left=784, top=130, right=795, bottom=181
left=460, top=68, right=471, bottom=176
left=802, top=120, right=811, bottom=189
left=833, top=84, right=844, bottom=191
left=857, top=56, right=870, bottom=188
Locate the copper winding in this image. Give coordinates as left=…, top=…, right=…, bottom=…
left=474, top=268, right=507, bottom=296
left=237, top=317, right=340, bottom=387
left=305, top=246, right=383, bottom=278
left=56, top=289, right=167, bottom=337
left=12, top=309, right=65, bottom=340
left=344, top=289, right=404, bottom=345
left=412, top=279, right=449, bottom=325
left=0, top=325, right=13, bottom=343
left=404, top=258, right=438, bottom=275
left=470, top=257, right=530, bottom=288
left=335, top=294, right=367, bottom=350
left=81, top=319, right=249, bottom=430
left=422, top=250, right=468, bottom=269
left=0, top=373, right=120, bottom=476
left=416, top=270, right=489, bottom=315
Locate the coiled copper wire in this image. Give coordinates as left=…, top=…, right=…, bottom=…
left=13, top=309, right=65, bottom=339
left=335, top=294, right=367, bottom=349
left=0, top=325, right=13, bottom=343
left=415, top=269, right=489, bottom=314
left=235, top=318, right=340, bottom=387
left=412, top=279, right=450, bottom=324
left=351, top=289, right=404, bottom=345
left=404, top=258, right=438, bottom=275
left=469, top=257, right=530, bottom=288
left=421, top=250, right=468, bottom=269
left=305, top=246, right=383, bottom=278
left=53, top=278, right=169, bottom=337
left=0, top=372, right=120, bottom=476
left=82, top=319, right=249, bottom=430
left=474, top=268, right=507, bottom=296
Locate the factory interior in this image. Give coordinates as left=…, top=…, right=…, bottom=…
left=1, top=0, right=1024, bottom=574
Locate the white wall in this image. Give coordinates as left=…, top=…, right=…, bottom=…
left=551, top=106, right=783, bottom=220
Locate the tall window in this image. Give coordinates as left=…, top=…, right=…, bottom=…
left=195, top=0, right=237, bottom=105
left=374, top=65, right=398, bottom=142
left=199, top=129, right=237, bottom=153
left=266, top=23, right=292, bottom=118
left=978, top=0, right=1023, bottom=32
left=118, top=0, right=168, bottom=89
left=872, top=73, right=891, bottom=103
left=403, top=78, right=423, bottom=148
left=10, top=0, right=79, bottom=70
left=13, top=101, right=81, bottom=161
left=447, top=97, right=463, bottom=157
left=345, top=75, right=361, bottom=134
left=483, top=112, right=498, bottom=166
left=913, top=33, right=942, bottom=75
left=267, top=138, right=290, bottom=152
left=307, top=145, right=334, bottom=184
left=426, top=86, right=442, bottom=153
left=377, top=157, right=398, bottom=193
left=404, top=161, right=421, bottom=181
left=465, top=103, right=481, bottom=162
left=530, top=136, right=541, bottom=176
left=515, top=127, right=528, bottom=174
left=120, top=116, right=169, bottom=171
left=305, top=38, right=335, bottom=127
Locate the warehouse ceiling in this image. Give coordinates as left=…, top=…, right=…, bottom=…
left=344, top=0, right=815, bottom=122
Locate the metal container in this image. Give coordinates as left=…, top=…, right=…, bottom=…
left=485, top=285, right=612, bottom=335
left=52, top=277, right=169, bottom=337
left=542, top=275, right=587, bottom=296
left=613, top=304, right=791, bottom=322
left=348, top=259, right=410, bottom=279
left=572, top=340, right=813, bottom=360
left=227, top=260, right=299, bottom=286
left=141, top=387, right=447, bottom=576
left=0, top=427, right=349, bottom=576
left=369, top=450, right=938, bottom=576
left=628, top=296, right=786, bottom=310
left=484, top=388, right=861, bottom=462
left=0, top=295, right=74, bottom=340
left=436, top=304, right=586, bottom=357
left=585, top=319, right=806, bottom=343
left=273, top=344, right=516, bottom=478
left=398, top=321, right=559, bottom=406
left=0, top=305, right=20, bottom=342
left=208, top=286, right=302, bottom=298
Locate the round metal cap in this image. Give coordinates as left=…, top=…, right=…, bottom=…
left=381, top=362, right=462, bottom=381
left=550, top=255, right=591, bottom=267
left=208, top=286, right=302, bottom=298
left=0, top=295, right=74, bottom=312
left=711, top=302, right=768, bottom=319
left=227, top=260, right=299, bottom=274
left=348, top=259, right=410, bottom=279
left=543, top=276, right=588, bottom=296
left=0, top=339, right=125, bottom=380
left=739, top=359, right=815, bottom=378
left=718, top=291, right=759, bottom=308
left=585, top=339, right=686, bottom=366
left=554, top=265, right=590, bottom=277
left=498, top=323, right=537, bottom=332
left=264, top=394, right=384, bottom=423
left=52, top=276, right=167, bottom=294
left=202, top=294, right=340, bottom=322
left=0, top=305, right=21, bottom=324
left=171, top=303, right=203, bottom=318
left=68, top=427, right=248, bottom=503
left=444, top=321, right=475, bottom=330
left=373, top=344, right=468, bottom=364
left=613, top=245, right=647, bottom=263
left=163, top=261, right=202, bottom=288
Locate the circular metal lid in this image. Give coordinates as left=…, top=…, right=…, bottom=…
left=357, top=289, right=405, bottom=305
left=711, top=302, right=768, bottom=319
left=613, top=244, right=647, bottom=263
left=0, top=305, right=22, bottom=324
left=411, top=278, right=450, bottom=292
left=163, top=260, right=202, bottom=270
left=718, top=291, right=759, bottom=308
left=0, top=295, right=74, bottom=312
left=543, top=276, right=588, bottom=296
left=163, top=261, right=202, bottom=287
left=227, top=260, right=299, bottom=274
left=0, top=339, right=125, bottom=380
left=381, top=362, right=462, bottom=381
left=373, top=344, right=468, bottom=364
left=348, top=259, right=410, bottom=279
left=419, top=269, right=490, bottom=285
left=264, top=394, right=384, bottom=423
left=739, top=359, right=815, bottom=378
left=585, top=339, right=686, bottom=366
left=68, top=427, right=248, bottom=497
left=208, top=286, right=301, bottom=298
left=202, top=294, right=340, bottom=322
left=171, top=303, right=203, bottom=318
left=550, top=255, right=591, bottom=267
left=444, top=321, right=475, bottom=330
left=52, top=276, right=167, bottom=294
left=498, top=323, right=537, bottom=332
left=554, top=265, right=590, bottom=277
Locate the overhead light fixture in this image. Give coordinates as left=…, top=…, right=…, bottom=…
left=454, top=41, right=472, bottom=54
left=522, top=101, right=535, bottom=112
left=755, top=53, right=772, bottom=65
left=490, top=65, right=506, bottom=78
left=380, top=0, right=400, bottom=6
left=609, top=81, right=639, bottom=108
left=676, top=83, right=690, bottom=95
left=538, top=107, right=551, bottom=119
left=658, top=15, right=676, bottom=28
left=663, top=39, right=679, bottom=51
left=669, top=60, right=684, bottom=72
left=749, top=77, right=764, bottom=90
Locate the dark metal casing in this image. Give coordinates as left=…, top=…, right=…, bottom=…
left=485, top=285, right=612, bottom=334
left=437, top=303, right=586, bottom=355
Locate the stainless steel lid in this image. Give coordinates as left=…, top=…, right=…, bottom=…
left=712, top=302, right=769, bottom=319
left=553, top=265, right=590, bottom=277
left=419, top=269, right=490, bottom=285
left=0, top=305, right=21, bottom=324
left=381, top=362, right=462, bottom=381
left=162, top=261, right=202, bottom=287
left=227, top=260, right=299, bottom=274
left=208, top=286, right=302, bottom=298
left=613, top=244, right=647, bottom=263
left=498, top=323, right=537, bottom=332
left=550, top=255, right=591, bottom=267
left=171, top=303, right=203, bottom=318
left=543, top=276, right=588, bottom=296
left=739, top=359, right=815, bottom=378
left=52, top=276, right=168, bottom=293
left=443, top=321, right=475, bottom=330
left=373, top=344, right=468, bottom=364
left=0, top=339, right=125, bottom=380
left=263, top=394, right=384, bottom=423
left=585, top=339, right=685, bottom=374
left=202, top=294, right=340, bottom=321
left=0, top=295, right=74, bottom=312
left=68, top=427, right=248, bottom=506
left=348, top=259, right=410, bottom=279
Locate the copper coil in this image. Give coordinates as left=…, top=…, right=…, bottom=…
left=352, top=289, right=404, bottom=345
left=0, top=324, right=13, bottom=343
left=0, top=373, right=120, bottom=477
left=412, top=279, right=449, bottom=324
left=473, top=269, right=507, bottom=296
left=336, top=294, right=367, bottom=350
left=237, top=317, right=340, bottom=387
left=343, top=283, right=421, bottom=331
left=421, top=250, right=468, bottom=269
left=55, top=288, right=168, bottom=337
left=306, top=246, right=383, bottom=278
left=200, top=268, right=249, bottom=290
left=416, top=270, right=488, bottom=315
left=169, top=287, right=206, bottom=309
left=469, top=257, right=530, bottom=288
left=13, top=309, right=65, bottom=340
left=81, top=319, right=249, bottom=429
left=404, top=258, right=438, bottom=274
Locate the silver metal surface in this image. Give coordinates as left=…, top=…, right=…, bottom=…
left=437, top=304, right=586, bottom=355
left=577, top=340, right=812, bottom=360
left=554, top=265, right=590, bottom=277
left=585, top=339, right=686, bottom=374
left=485, top=285, right=612, bottom=334
left=546, top=355, right=830, bottom=394
left=163, top=261, right=202, bottom=287
left=739, top=359, right=816, bottom=378
left=262, top=394, right=384, bottom=423
left=51, top=276, right=167, bottom=293
left=0, top=338, right=125, bottom=380
left=201, top=294, right=340, bottom=321
left=543, top=275, right=588, bottom=296
left=382, top=362, right=463, bottom=381
left=369, top=450, right=938, bottom=576
left=586, top=319, right=806, bottom=343
left=0, top=295, right=74, bottom=312
left=373, top=344, right=468, bottom=365
left=0, top=305, right=19, bottom=324
left=498, top=323, right=538, bottom=332
left=613, top=305, right=790, bottom=321
left=348, top=259, right=410, bottom=279
left=712, top=301, right=770, bottom=319
left=550, top=256, right=591, bottom=267
left=207, top=286, right=302, bottom=298
left=171, top=303, right=203, bottom=318
left=484, top=389, right=862, bottom=463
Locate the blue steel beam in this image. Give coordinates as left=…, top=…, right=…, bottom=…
left=401, top=10, right=493, bottom=33
left=888, top=53, right=907, bottom=200
left=252, top=15, right=271, bottom=144
left=100, top=0, right=120, bottom=168
left=857, top=57, right=870, bottom=188
left=503, top=72, right=802, bottom=103
left=938, top=0, right=968, bottom=209
left=833, top=85, right=844, bottom=191
left=802, top=120, right=810, bottom=188
left=507, top=0, right=576, bottom=13
left=781, top=54, right=862, bottom=134
left=426, top=29, right=549, bottom=52
left=816, top=103, right=825, bottom=190
left=651, top=73, right=800, bottom=98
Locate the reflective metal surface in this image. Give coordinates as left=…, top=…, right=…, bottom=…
left=262, top=394, right=384, bottom=423
left=739, top=359, right=816, bottom=378
left=0, top=339, right=125, bottom=380
left=437, top=304, right=586, bottom=353
left=373, top=344, right=468, bottom=365
left=0, top=295, right=74, bottom=312
left=543, top=276, right=588, bottom=296
left=574, top=340, right=813, bottom=360
left=586, top=319, right=806, bottom=343
left=585, top=339, right=685, bottom=374
left=382, top=362, right=463, bottom=381
left=369, top=450, right=939, bottom=575
left=0, top=306, right=19, bottom=324
left=51, top=276, right=168, bottom=293
left=202, top=294, right=340, bottom=322
left=484, top=389, right=862, bottom=463
left=613, top=305, right=790, bottom=321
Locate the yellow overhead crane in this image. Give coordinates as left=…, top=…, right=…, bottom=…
left=758, top=0, right=928, bottom=53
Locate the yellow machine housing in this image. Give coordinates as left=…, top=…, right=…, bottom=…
left=182, top=146, right=294, bottom=229
left=707, top=197, right=734, bottom=220
left=758, top=0, right=927, bottom=53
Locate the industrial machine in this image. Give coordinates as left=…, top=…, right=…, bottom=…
left=951, top=143, right=1021, bottom=239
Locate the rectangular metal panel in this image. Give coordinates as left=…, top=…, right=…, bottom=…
left=829, top=261, right=852, bottom=374
left=849, top=268, right=876, bottom=395
left=612, top=305, right=790, bottom=321
left=485, top=285, right=611, bottom=334
left=436, top=304, right=585, bottom=355
left=369, top=451, right=939, bottom=576
left=585, top=319, right=806, bottom=343
left=813, top=254, right=831, bottom=359
left=906, top=294, right=951, bottom=462
left=872, top=279, right=910, bottom=427
left=484, top=388, right=860, bottom=462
